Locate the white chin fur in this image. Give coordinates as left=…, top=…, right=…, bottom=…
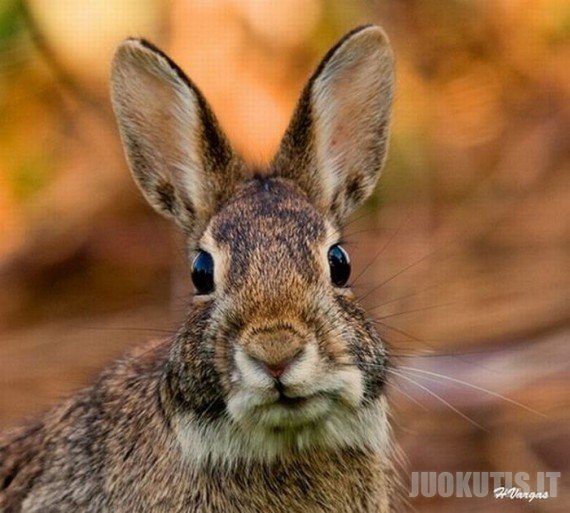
left=175, top=358, right=390, bottom=469
left=174, top=397, right=390, bottom=468
left=174, top=342, right=390, bottom=467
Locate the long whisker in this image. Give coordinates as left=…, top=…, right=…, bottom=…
left=386, top=368, right=489, bottom=432
left=77, top=326, right=179, bottom=335
left=367, top=280, right=445, bottom=311
left=352, top=214, right=409, bottom=285
left=342, top=228, right=388, bottom=240
left=385, top=380, right=430, bottom=411
left=343, top=210, right=375, bottom=230
left=374, top=319, right=465, bottom=361
left=356, top=249, right=438, bottom=303
left=398, top=365, right=546, bottom=417
left=385, top=346, right=535, bottom=359
left=374, top=320, right=434, bottom=345
left=387, top=350, right=441, bottom=357
left=372, top=302, right=454, bottom=319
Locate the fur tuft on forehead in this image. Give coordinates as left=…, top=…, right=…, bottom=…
left=211, top=178, right=326, bottom=246
left=205, top=178, right=330, bottom=306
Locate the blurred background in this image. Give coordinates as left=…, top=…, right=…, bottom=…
left=0, top=1, right=568, bottom=511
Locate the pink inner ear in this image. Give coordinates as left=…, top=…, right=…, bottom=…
left=310, top=34, right=393, bottom=218
left=317, top=69, right=376, bottom=172
left=268, top=27, right=394, bottom=221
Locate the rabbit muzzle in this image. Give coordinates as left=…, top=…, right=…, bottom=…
left=227, top=323, right=364, bottom=430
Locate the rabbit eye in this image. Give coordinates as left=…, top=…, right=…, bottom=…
left=327, top=244, right=351, bottom=287
left=191, top=250, right=215, bottom=294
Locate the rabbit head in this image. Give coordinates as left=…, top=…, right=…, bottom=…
left=111, top=25, right=395, bottom=465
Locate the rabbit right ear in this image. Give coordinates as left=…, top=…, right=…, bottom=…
left=111, top=39, right=244, bottom=234
left=272, top=26, right=395, bottom=225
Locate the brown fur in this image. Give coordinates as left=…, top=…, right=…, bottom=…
left=0, top=25, right=399, bottom=512
left=1, top=338, right=398, bottom=512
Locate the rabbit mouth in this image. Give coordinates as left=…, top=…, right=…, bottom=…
left=273, top=379, right=315, bottom=408
left=239, top=391, right=341, bottom=431
left=275, top=393, right=309, bottom=408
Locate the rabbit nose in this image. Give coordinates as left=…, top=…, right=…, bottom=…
left=242, top=329, right=305, bottom=379
left=261, top=354, right=301, bottom=380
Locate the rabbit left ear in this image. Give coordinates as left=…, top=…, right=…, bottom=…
left=111, top=39, right=244, bottom=234
left=272, top=25, right=395, bottom=225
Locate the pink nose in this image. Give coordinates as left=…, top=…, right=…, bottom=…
left=242, top=329, right=305, bottom=380
left=263, top=360, right=291, bottom=380
left=247, top=348, right=304, bottom=380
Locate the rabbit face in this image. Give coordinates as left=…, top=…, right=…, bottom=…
left=111, top=25, right=395, bottom=464
left=206, top=178, right=386, bottom=425
left=170, top=177, right=390, bottom=463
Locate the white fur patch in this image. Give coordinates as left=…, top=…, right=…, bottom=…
left=174, top=397, right=391, bottom=469
left=174, top=341, right=389, bottom=469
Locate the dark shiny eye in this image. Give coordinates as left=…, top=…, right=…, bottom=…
left=191, top=250, right=215, bottom=294
left=328, top=244, right=351, bottom=287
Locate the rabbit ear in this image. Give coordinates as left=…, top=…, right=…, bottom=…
left=111, top=39, right=243, bottom=233
left=272, top=25, right=395, bottom=224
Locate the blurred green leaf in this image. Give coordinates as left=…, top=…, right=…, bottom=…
left=10, top=152, right=55, bottom=201
left=0, top=0, right=25, bottom=46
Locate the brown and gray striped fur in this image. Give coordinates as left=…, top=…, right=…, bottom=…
left=0, top=25, right=399, bottom=512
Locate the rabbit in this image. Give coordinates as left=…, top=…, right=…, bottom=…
left=0, top=24, right=398, bottom=512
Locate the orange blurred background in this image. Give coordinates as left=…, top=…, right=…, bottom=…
left=0, top=1, right=568, bottom=511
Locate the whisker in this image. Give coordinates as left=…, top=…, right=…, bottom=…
left=386, top=347, right=530, bottom=359
left=356, top=249, right=438, bottom=303
left=342, top=228, right=386, bottom=240
left=372, top=302, right=454, bottom=319
left=377, top=321, right=502, bottom=372
left=375, top=320, right=433, bottom=345
left=385, top=350, right=440, bottom=358
left=77, top=326, right=179, bottom=335
left=352, top=214, right=409, bottom=285
left=386, top=368, right=489, bottom=432
left=343, top=210, right=375, bottom=230
left=385, top=381, right=430, bottom=411
left=398, top=366, right=546, bottom=417
left=374, top=319, right=465, bottom=360
left=367, top=280, right=445, bottom=311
